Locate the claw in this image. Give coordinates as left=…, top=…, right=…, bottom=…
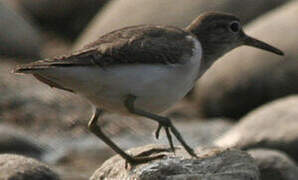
left=154, top=120, right=197, bottom=158
left=170, top=125, right=198, bottom=158
left=124, top=154, right=166, bottom=169
left=154, top=123, right=175, bottom=153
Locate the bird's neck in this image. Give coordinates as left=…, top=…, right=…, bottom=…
left=186, top=27, right=234, bottom=78
left=197, top=41, right=231, bottom=78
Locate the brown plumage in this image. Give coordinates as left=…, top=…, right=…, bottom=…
left=15, top=25, right=194, bottom=73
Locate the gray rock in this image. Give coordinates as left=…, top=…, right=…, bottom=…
left=0, top=1, right=42, bottom=59
left=248, top=149, right=298, bottom=180
left=74, top=0, right=289, bottom=49
left=0, top=154, right=60, bottom=180
left=195, top=0, right=298, bottom=119
left=0, top=124, right=46, bottom=159
left=215, top=95, right=298, bottom=161
left=13, top=0, right=107, bottom=40
left=90, top=144, right=260, bottom=180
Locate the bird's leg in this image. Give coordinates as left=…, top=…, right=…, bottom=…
left=125, top=95, right=198, bottom=158
left=88, top=107, right=166, bottom=166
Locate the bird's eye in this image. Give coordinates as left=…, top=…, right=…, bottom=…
left=229, top=21, right=241, bottom=33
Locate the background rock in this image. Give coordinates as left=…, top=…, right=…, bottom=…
left=195, top=0, right=298, bottom=119
left=248, top=149, right=298, bottom=180
left=0, top=1, right=43, bottom=59
left=0, top=61, right=91, bottom=135
left=74, top=0, right=289, bottom=49
left=0, top=124, right=46, bottom=159
left=0, top=154, right=60, bottom=180
left=11, top=0, right=107, bottom=40
left=214, top=95, right=298, bottom=161
left=91, top=145, right=259, bottom=180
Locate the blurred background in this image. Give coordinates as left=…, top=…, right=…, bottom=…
left=0, top=0, right=298, bottom=179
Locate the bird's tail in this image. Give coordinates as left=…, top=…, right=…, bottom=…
left=13, top=49, right=99, bottom=74
left=13, top=60, right=75, bottom=92
left=13, top=64, right=46, bottom=74
left=13, top=57, right=58, bottom=74
left=13, top=57, right=71, bottom=74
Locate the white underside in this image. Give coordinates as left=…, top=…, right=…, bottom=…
left=38, top=36, right=202, bottom=114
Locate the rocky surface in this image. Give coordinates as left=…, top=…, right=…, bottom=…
left=248, top=149, right=298, bottom=180
left=74, top=0, right=289, bottom=49
left=0, top=154, right=60, bottom=180
left=90, top=145, right=260, bottom=180
left=0, top=1, right=43, bottom=59
left=196, top=0, right=298, bottom=119
left=215, top=95, right=298, bottom=161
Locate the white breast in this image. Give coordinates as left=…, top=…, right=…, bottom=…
left=92, top=35, right=202, bottom=113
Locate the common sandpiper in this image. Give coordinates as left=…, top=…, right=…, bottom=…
left=14, top=12, right=284, bottom=165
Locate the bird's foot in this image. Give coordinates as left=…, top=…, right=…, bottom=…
left=125, top=154, right=166, bottom=169
left=124, top=147, right=171, bottom=169
left=154, top=118, right=198, bottom=158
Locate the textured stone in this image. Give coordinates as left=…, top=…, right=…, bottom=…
left=0, top=154, right=60, bottom=180
left=195, top=1, right=298, bottom=119
left=215, top=95, right=298, bottom=161
left=90, top=145, right=260, bottom=180
left=248, top=149, right=298, bottom=180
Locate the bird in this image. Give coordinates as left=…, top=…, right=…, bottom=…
left=14, top=12, right=284, bottom=165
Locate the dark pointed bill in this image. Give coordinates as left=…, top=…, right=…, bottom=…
left=243, top=35, right=284, bottom=56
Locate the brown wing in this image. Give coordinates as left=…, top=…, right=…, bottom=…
left=83, top=25, right=195, bottom=65
left=15, top=25, right=194, bottom=73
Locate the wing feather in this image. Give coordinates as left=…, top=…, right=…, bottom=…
left=14, top=25, right=194, bottom=73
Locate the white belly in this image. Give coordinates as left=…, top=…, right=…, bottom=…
left=44, top=61, right=199, bottom=114
left=92, top=63, right=198, bottom=113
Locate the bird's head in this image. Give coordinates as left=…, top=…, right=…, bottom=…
left=186, top=12, right=284, bottom=72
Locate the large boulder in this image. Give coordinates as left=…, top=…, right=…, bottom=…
left=214, top=95, right=298, bottom=161
left=74, top=0, right=289, bottom=49
left=90, top=144, right=260, bottom=180
left=195, top=1, right=298, bottom=119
